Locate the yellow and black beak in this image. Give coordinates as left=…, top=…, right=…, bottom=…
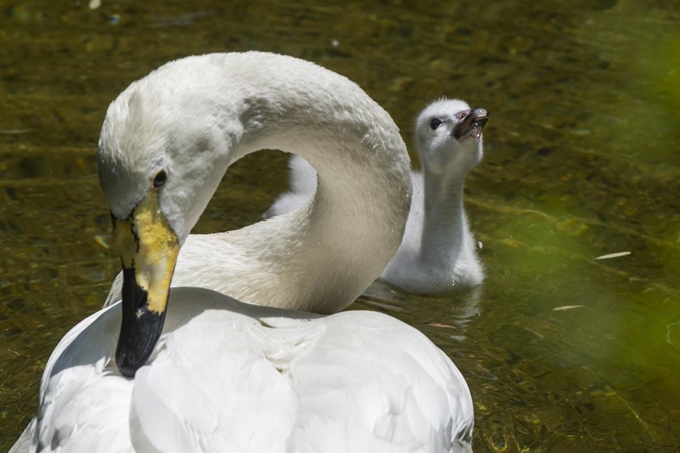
left=112, top=190, right=179, bottom=377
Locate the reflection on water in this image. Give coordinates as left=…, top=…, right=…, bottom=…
left=1, top=0, right=679, bottom=451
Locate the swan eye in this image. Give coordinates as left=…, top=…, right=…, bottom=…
left=430, top=118, right=442, bottom=130
left=153, top=170, right=167, bottom=189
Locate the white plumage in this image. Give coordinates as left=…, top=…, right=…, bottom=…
left=27, top=288, right=473, bottom=452
left=12, top=52, right=474, bottom=453
left=266, top=99, right=488, bottom=294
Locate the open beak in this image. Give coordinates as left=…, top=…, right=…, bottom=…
left=453, top=108, right=489, bottom=142
left=112, top=190, right=179, bottom=377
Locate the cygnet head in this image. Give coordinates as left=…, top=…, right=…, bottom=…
left=414, top=99, right=488, bottom=177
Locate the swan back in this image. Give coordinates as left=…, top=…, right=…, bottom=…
left=33, top=287, right=473, bottom=452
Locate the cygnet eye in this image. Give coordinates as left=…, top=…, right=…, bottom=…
left=430, top=118, right=443, bottom=130
left=153, top=170, right=167, bottom=189
left=455, top=111, right=467, bottom=121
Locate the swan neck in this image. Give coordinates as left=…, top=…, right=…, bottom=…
left=192, top=53, right=411, bottom=313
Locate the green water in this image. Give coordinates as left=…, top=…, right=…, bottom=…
left=1, top=0, right=679, bottom=451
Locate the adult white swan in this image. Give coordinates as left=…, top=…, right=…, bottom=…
left=11, top=52, right=473, bottom=452
left=266, top=99, right=488, bottom=294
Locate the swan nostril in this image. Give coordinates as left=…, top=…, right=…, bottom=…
left=152, top=170, right=167, bottom=189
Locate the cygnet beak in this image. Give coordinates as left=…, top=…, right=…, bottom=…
left=453, top=108, right=489, bottom=142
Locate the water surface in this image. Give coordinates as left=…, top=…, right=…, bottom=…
left=1, top=0, right=679, bottom=451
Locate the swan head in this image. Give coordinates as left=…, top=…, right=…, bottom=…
left=414, top=99, right=488, bottom=177
left=97, top=73, right=233, bottom=377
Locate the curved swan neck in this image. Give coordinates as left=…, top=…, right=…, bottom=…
left=232, top=58, right=410, bottom=312
left=124, top=52, right=412, bottom=313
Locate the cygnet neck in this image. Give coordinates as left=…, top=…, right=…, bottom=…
left=419, top=157, right=470, bottom=271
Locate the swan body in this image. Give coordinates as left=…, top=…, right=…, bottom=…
left=266, top=99, right=487, bottom=294
left=23, top=288, right=473, bottom=452
left=13, top=53, right=474, bottom=452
